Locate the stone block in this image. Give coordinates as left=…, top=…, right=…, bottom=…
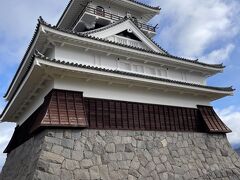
left=161, top=155, right=168, bottom=163
left=129, top=168, right=141, bottom=178
left=81, top=159, right=93, bottom=169
left=45, top=136, right=61, bottom=145
left=40, top=151, right=64, bottom=164
left=93, top=144, right=105, bottom=155
left=35, top=170, right=59, bottom=180
left=105, top=143, right=116, bottom=153
left=72, top=150, right=84, bottom=161
left=89, top=166, right=100, bottom=179
left=122, top=137, right=132, bottom=144
left=99, top=165, right=110, bottom=180
left=116, top=144, right=125, bottom=152
left=61, top=148, right=71, bottom=159
left=122, top=152, right=134, bottom=160
left=156, top=164, right=166, bottom=173
left=51, top=145, right=63, bottom=155
left=74, top=141, right=84, bottom=151
left=130, top=157, right=140, bottom=170
left=48, top=163, right=61, bottom=176
left=62, top=159, right=79, bottom=171
left=161, top=139, right=168, bottom=147
left=74, top=169, right=90, bottom=180
left=61, top=138, right=74, bottom=149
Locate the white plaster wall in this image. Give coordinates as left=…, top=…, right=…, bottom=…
left=54, top=76, right=210, bottom=108
left=54, top=45, right=207, bottom=85
left=187, top=72, right=206, bottom=85
left=55, top=45, right=95, bottom=65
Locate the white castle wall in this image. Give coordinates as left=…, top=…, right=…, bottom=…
left=53, top=44, right=206, bottom=85
left=54, top=76, right=210, bottom=108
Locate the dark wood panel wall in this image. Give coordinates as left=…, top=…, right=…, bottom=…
left=84, top=98, right=205, bottom=132
left=43, top=90, right=88, bottom=127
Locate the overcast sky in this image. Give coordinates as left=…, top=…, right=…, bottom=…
left=0, top=0, right=240, bottom=170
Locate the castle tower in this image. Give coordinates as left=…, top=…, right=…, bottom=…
left=1, top=0, right=240, bottom=179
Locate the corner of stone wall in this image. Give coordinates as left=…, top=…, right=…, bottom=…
left=0, top=130, right=47, bottom=180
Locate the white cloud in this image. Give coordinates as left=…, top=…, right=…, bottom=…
left=0, top=0, right=66, bottom=39
left=0, top=123, right=15, bottom=171
left=200, top=44, right=235, bottom=64
left=216, top=106, right=240, bottom=146
left=0, top=0, right=67, bottom=67
left=150, top=0, right=240, bottom=61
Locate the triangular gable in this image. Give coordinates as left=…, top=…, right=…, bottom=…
left=83, top=19, right=165, bottom=53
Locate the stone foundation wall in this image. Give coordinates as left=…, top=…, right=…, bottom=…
left=0, top=132, right=45, bottom=180
left=1, top=129, right=240, bottom=180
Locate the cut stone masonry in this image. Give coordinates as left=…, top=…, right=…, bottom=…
left=1, top=129, right=240, bottom=180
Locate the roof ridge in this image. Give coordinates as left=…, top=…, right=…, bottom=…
left=35, top=53, right=234, bottom=92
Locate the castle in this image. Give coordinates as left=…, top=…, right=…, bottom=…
left=1, top=0, right=240, bottom=179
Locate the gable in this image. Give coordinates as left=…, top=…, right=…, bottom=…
left=85, top=19, right=165, bottom=53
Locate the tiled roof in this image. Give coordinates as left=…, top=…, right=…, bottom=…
left=40, top=17, right=225, bottom=69
left=35, top=51, right=234, bottom=92
left=127, top=0, right=161, bottom=10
